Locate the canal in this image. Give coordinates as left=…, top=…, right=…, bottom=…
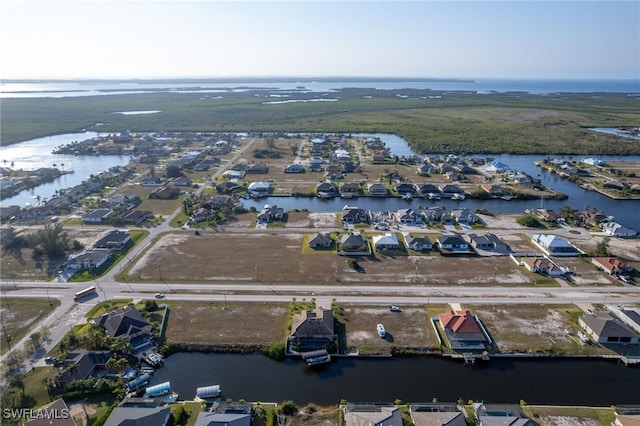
left=151, top=352, right=640, bottom=406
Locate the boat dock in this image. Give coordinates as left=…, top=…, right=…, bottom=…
left=301, top=349, right=332, bottom=366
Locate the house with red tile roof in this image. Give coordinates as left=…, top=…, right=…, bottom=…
left=591, top=257, right=633, bottom=276
left=438, top=310, right=488, bottom=350
left=522, top=256, right=565, bottom=277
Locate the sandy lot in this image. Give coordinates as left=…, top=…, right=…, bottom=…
left=126, top=231, right=543, bottom=286
left=165, top=302, right=289, bottom=345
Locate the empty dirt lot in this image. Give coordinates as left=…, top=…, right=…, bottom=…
left=126, top=231, right=546, bottom=286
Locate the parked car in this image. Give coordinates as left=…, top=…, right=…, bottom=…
left=389, top=306, right=401, bottom=312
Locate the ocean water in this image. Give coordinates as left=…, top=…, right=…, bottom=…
left=1, top=78, right=638, bottom=98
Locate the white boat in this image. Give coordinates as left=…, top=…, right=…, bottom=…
left=427, top=193, right=441, bottom=200
left=401, top=193, right=413, bottom=200
left=377, top=323, right=386, bottom=338
left=452, top=193, right=466, bottom=201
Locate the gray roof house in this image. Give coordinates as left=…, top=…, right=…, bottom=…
left=194, top=412, right=251, bottom=426
left=290, top=308, right=337, bottom=350
left=403, top=233, right=432, bottom=251
left=24, top=399, right=77, bottom=426
left=104, top=406, right=171, bottom=426
left=579, top=310, right=640, bottom=344
left=83, top=208, right=114, bottom=223
left=54, top=351, right=112, bottom=388
left=96, top=305, right=154, bottom=350
left=342, top=206, right=368, bottom=224
left=437, top=235, right=471, bottom=253
left=257, top=204, right=284, bottom=223
left=66, top=249, right=111, bottom=271
left=395, top=208, right=423, bottom=225
left=451, top=208, right=478, bottom=225
left=308, top=233, right=332, bottom=249
left=468, top=233, right=508, bottom=253
left=344, top=405, right=403, bottom=426
left=410, top=403, right=466, bottom=426
left=94, top=230, right=131, bottom=250
left=340, top=233, right=370, bottom=254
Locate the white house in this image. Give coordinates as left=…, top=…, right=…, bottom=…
left=403, top=233, right=432, bottom=251
left=531, top=234, right=581, bottom=256
left=247, top=181, right=271, bottom=195
left=372, top=233, right=400, bottom=251
left=602, top=222, right=638, bottom=238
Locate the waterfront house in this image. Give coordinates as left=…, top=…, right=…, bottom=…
left=207, top=195, right=231, bottom=210
left=247, top=181, right=271, bottom=196
left=591, top=257, right=633, bottom=276
left=54, top=351, right=112, bottom=388
left=480, top=184, right=506, bottom=197
left=96, top=305, right=154, bottom=350
left=451, top=208, right=478, bottom=225
left=521, top=257, right=564, bottom=277
left=368, top=183, right=389, bottom=196
left=217, top=181, right=242, bottom=193
left=289, top=308, right=337, bottom=351
left=194, top=412, right=251, bottom=426
left=602, top=222, right=638, bottom=238
left=395, top=208, right=423, bottom=225
left=341, top=205, right=368, bottom=224
left=339, top=182, right=361, bottom=197
left=344, top=405, right=403, bottom=426
left=531, top=234, right=581, bottom=256
left=316, top=182, right=338, bottom=198
left=579, top=311, right=640, bottom=344
left=104, top=403, right=170, bottom=426
left=395, top=182, right=416, bottom=195
left=436, top=235, right=471, bottom=253
left=439, top=184, right=464, bottom=197
left=257, top=204, right=284, bottom=223
left=24, top=399, right=76, bottom=426
left=414, top=183, right=439, bottom=197
left=438, top=310, right=488, bottom=350
left=487, top=160, right=511, bottom=173
left=284, top=164, right=305, bottom=173
left=94, top=230, right=131, bottom=250
left=611, top=308, right=640, bottom=335
left=410, top=403, right=467, bottom=426
left=537, top=209, right=562, bottom=223
left=308, top=233, right=332, bottom=249
left=372, top=233, right=400, bottom=251
left=403, top=233, right=432, bottom=251
left=423, top=206, right=447, bottom=222
left=475, top=404, right=534, bottom=426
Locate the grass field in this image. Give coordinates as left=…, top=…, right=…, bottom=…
left=0, top=298, right=60, bottom=355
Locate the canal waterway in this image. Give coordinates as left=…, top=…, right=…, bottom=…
left=0, top=132, right=129, bottom=206
left=150, top=352, right=640, bottom=406
left=1, top=131, right=639, bottom=229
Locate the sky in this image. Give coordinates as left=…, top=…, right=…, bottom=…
left=0, top=1, right=638, bottom=80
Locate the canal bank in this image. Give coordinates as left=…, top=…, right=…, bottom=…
left=148, top=352, right=640, bottom=406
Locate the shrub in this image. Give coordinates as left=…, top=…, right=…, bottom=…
left=262, top=341, right=286, bottom=361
